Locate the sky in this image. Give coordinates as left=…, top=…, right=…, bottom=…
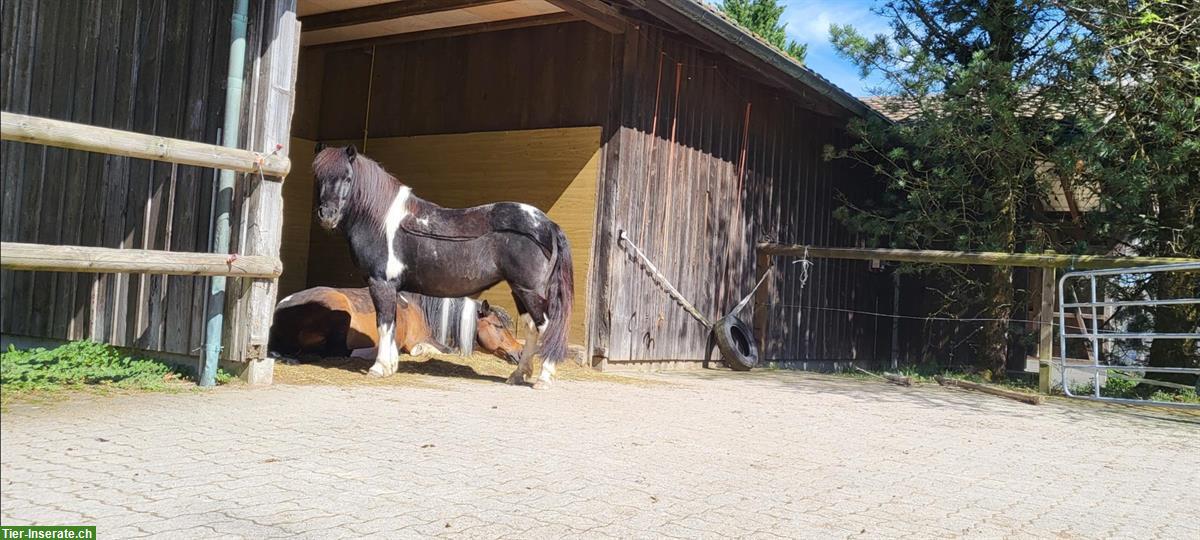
left=780, top=0, right=891, bottom=97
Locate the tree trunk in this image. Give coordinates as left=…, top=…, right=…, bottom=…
left=981, top=265, right=1014, bottom=380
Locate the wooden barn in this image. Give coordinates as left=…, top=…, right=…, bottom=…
left=1, top=0, right=894, bottom=383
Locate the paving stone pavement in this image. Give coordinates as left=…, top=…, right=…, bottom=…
left=2, top=370, right=1198, bottom=539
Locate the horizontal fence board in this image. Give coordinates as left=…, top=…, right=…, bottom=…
left=1, top=242, right=281, bottom=278
left=0, top=111, right=290, bottom=177
left=758, top=244, right=1200, bottom=269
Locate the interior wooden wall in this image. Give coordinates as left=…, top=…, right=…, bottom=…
left=299, top=127, right=600, bottom=343
left=278, top=137, right=316, bottom=299
left=314, top=21, right=612, bottom=140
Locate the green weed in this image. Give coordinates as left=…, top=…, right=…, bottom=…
left=1, top=341, right=237, bottom=404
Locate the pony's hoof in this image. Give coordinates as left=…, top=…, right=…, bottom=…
left=532, top=380, right=551, bottom=390
left=409, top=343, right=439, bottom=356
left=368, top=362, right=391, bottom=377
left=506, top=371, right=526, bottom=385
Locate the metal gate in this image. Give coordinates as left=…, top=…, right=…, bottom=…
left=1057, top=262, right=1200, bottom=409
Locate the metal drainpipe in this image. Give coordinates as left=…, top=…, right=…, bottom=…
left=201, top=0, right=250, bottom=387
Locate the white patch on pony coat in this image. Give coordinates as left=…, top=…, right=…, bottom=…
left=384, top=186, right=412, bottom=280
left=458, top=299, right=476, bottom=356
left=518, top=203, right=541, bottom=226
left=537, top=358, right=556, bottom=383
left=376, top=322, right=398, bottom=368
left=510, top=314, right=538, bottom=375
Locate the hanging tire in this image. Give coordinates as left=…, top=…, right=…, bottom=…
left=709, top=314, right=758, bottom=371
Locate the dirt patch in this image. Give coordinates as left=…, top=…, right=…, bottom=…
left=272, top=352, right=661, bottom=388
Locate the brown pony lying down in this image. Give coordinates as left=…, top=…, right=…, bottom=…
left=473, top=300, right=523, bottom=365
left=268, top=286, right=522, bottom=363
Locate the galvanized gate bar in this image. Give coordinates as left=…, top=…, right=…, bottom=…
left=1056, top=262, right=1200, bottom=409
left=1062, top=298, right=1200, bottom=309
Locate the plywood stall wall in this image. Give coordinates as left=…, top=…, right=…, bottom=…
left=598, top=25, right=891, bottom=366
left=277, top=138, right=317, bottom=298
left=302, top=127, right=601, bottom=345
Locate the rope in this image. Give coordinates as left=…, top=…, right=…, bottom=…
left=361, top=45, right=376, bottom=152
left=618, top=232, right=812, bottom=328
left=619, top=230, right=712, bottom=328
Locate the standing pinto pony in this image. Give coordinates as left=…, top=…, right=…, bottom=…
left=311, top=145, right=573, bottom=389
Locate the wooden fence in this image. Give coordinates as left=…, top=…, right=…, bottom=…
left=0, top=112, right=288, bottom=279
left=756, top=242, right=1200, bottom=384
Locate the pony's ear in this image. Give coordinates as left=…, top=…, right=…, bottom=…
left=345, top=145, right=357, bottom=162
left=314, top=141, right=326, bottom=153
left=479, top=300, right=491, bottom=313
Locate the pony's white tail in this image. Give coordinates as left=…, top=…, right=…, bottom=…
left=458, top=298, right=476, bottom=355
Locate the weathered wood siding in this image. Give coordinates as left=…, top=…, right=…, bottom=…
left=0, top=0, right=289, bottom=359
left=598, top=26, right=890, bottom=366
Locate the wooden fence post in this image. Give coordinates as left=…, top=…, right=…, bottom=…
left=229, top=0, right=300, bottom=385
left=752, top=251, right=773, bottom=356
left=1038, top=266, right=1056, bottom=394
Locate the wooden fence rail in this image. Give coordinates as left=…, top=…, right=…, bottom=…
left=757, top=243, right=1200, bottom=269
left=0, top=242, right=282, bottom=278
left=0, top=111, right=291, bottom=177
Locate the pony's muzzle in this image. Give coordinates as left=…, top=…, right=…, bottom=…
left=316, top=207, right=339, bottom=230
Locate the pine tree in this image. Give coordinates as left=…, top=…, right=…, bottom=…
left=830, top=1, right=1083, bottom=378
left=720, top=0, right=808, bottom=63
left=831, top=0, right=1199, bottom=380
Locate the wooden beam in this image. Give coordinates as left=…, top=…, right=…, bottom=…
left=586, top=33, right=627, bottom=371
left=752, top=251, right=773, bottom=357
left=1037, top=266, right=1056, bottom=393
left=300, top=0, right=509, bottom=32
left=311, top=12, right=578, bottom=51
left=757, top=243, right=1200, bottom=270
left=0, top=111, right=290, bottom=177
left=544, top=0, right=624, bottom=33
left=0, top=242, right=282, bottom=278
left=231, top=0, right=303, bottom=384
left=935, top=375, right=1044, bottom=405
left=1038, top=267, right=1055, bottom=360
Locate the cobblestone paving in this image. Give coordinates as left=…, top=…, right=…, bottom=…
left=2, top=370, right=1198, bottom=539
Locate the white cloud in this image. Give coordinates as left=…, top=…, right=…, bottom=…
left=782, top=0, right=890, bottom=48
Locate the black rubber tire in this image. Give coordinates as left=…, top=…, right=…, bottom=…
left=710, top=314, right=759, bottom=371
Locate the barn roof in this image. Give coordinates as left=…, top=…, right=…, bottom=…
left=630, top=0, right=881, bottom=120
left=297, top=0, right=880, bottom=119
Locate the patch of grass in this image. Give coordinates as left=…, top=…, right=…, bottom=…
left=1, top=341, right=235, bottom=406
left=1071, top=371, right=1200, bottom=404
